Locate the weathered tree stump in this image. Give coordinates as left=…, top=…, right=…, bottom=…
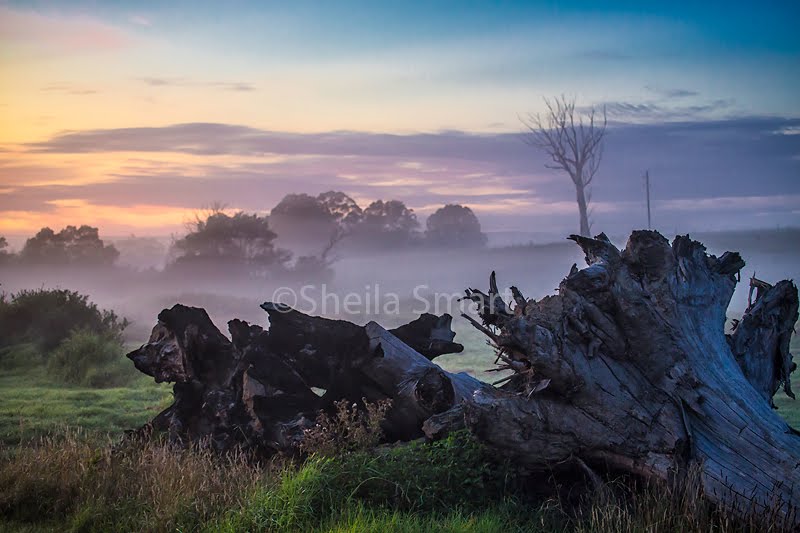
left=460, top=231, right=799, bottom=524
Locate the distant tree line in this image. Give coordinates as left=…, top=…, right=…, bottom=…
left=0, top=191, right=487, bottom=279
left=0, top=225, right=119, bottom=267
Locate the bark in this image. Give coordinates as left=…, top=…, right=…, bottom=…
left=728, top=277, right=798, bottom=407
left=460, top=230, right=799, bottom=524
left=127, top=230, right=799, bottom=526
left=575, top=182, right=590, bottom=237
left=128, top=304, right=470, bottom=451
left=388, top=313, right=464, bottom=360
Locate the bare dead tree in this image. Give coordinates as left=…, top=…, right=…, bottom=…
left=521, top=96, right=607, bottom=236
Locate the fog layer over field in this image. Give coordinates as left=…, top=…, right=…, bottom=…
left=2, top=228, right=796, bottom=378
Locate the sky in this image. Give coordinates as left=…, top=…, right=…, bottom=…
left=0, top=0, right=798, bottom=244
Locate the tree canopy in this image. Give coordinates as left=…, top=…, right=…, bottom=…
left=269, top=193, right=340, bottom=254
left=352, top=199, right=420, bottom=247
left=270, top=192, right=421, bottom=251
left=20, top=225, right=119, bottom=266
left=170, top=211, right=290, bottom=276
left=425, top=204, right=487, bottom=247
left=316, top=191, right=363, bottom=229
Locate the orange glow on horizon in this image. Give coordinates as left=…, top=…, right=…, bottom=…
left=0, top=200, right=199, bottom=237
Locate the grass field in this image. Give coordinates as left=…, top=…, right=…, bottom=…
left=0, top=366, right=171, bottom=447
left=0, top=326, right=797, bottom=531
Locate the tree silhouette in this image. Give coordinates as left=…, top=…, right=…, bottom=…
left=0, top=236, right=10, bottom=264
left=20, top=225, right=119, bottom=266
left=171, top=211, right=289, bottom=276
left=354, top=199, right=420, bottom=247
left=269, top=193, right=338, bottom=253
left=521, top=95, right=606, bottom=236
left=425, top=204, right=487, bottom=247
left=316, top=191, right=363, bottom=229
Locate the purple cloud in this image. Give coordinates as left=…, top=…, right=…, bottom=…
left=7, top=116, right=800, bottom=237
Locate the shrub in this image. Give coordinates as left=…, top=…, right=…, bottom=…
left=299, top=398, right=391, bottom=456
left=48, top=329, right=135, bottom=387
left=0, top=288, right=128, bottom=352
left=0, top=343, right=42, bottom=371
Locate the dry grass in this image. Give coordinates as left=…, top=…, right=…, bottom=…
left=299, top=398, right=392, bottom=456
left=1, top=429, right=797, bottom=532
left=0, top=429, right=277, bottom=531
left=570, top=469, right=796, bottom=533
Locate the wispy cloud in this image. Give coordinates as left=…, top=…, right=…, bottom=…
left=138, top=77, right=256, bottom=92
left=659, top=195, right=800, bottom=212
left=644, top=86, right=699, bottom=99
left=775, top=126, right=800, bottom=136
left=40, top=84, right=99, bottom=96
left=4, top=116, right=798, bottom=235
left=598, top=99, right=735, bottom=122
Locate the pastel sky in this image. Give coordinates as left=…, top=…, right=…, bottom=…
left=1, top=0, right=798, bottom=243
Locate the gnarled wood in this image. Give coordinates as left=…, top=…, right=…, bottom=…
left=461, top=230, right=799, bottom=525
left=388, top=313, right=464, bottom=360
left=127, top=303, right=468, bottom=451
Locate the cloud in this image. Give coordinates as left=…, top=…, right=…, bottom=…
left=644, top=86, right=699, bottom=99
left=659, top=195, right=800, bottom=212
left=775, top=126, right=800, bottom=136
left=5, top=115, right=799, bottom=236
left=40, top=84, right=99, bottom=96
left=599, top=99, right=734, bottom=121
left=26, top=123, right=535, bottom=162
left=138, top=77, right=256, bottom=92
left=0, top=200, right=196, bottom=235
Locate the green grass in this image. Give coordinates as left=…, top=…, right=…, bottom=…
left=0, top=323, right=797, bottom=531
left=0, top=365, right=171, bottom=447
left=1, top=432, right=782, bottom=532
left=773, top=334, right=800, bottom=427
left=311, top=505, right=535, bottom=533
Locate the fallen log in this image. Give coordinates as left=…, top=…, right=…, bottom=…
left=128, top=302, right=470, bottom=451
left=127, top=230, right=799, bottom=526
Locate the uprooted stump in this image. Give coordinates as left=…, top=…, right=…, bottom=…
left=460, top=230, right=800, bottom=525
left=127, top=230, right=799, bottom=527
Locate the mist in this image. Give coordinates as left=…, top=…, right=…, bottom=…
left=2, top=219, right=797, bottom=378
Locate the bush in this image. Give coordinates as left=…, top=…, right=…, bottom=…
left=48, top=329, right=135, bottom=388
left=0, top=343, right=42, bottom=371
left=0, top=288, right=128, bottom=353
left=299, top=398, right=392, bottom=456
